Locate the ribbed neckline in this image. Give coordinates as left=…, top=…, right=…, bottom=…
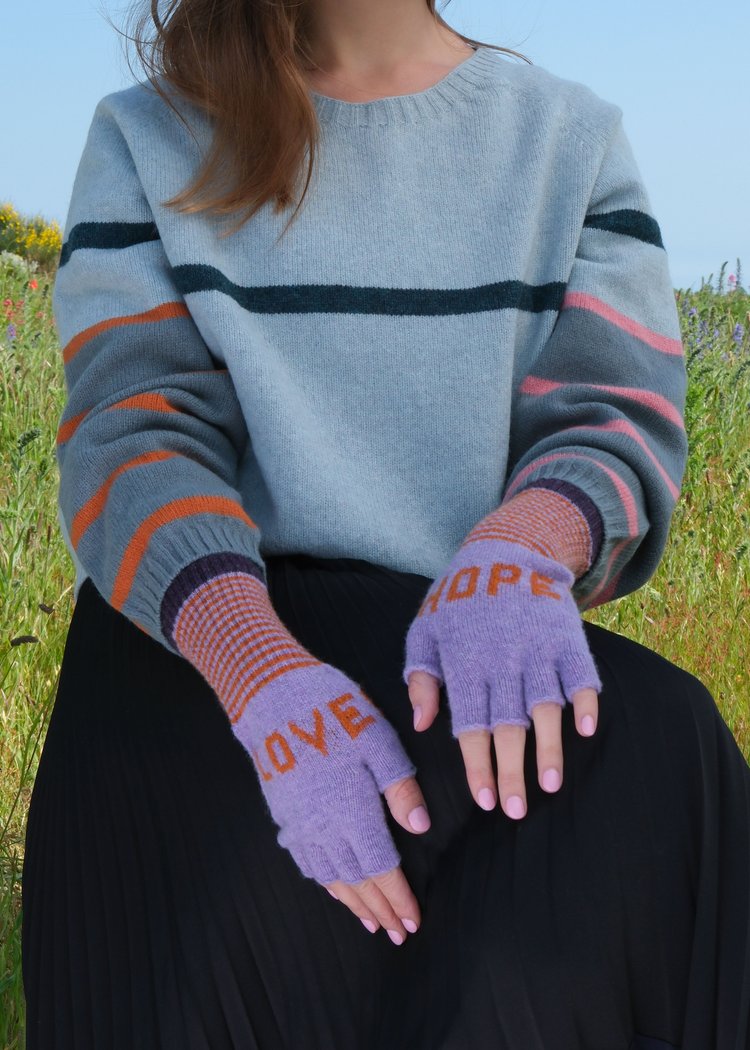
left=309, top=45, right=502, bottom=127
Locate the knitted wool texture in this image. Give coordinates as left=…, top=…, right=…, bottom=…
left=172, top=567, right=417, bottom=884
left=401, top=497, right=604, bottom=735
left=52, top=44, right=688, bottom=664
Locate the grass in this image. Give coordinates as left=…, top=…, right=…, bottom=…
left=0, top=247, right=749, bottom=1046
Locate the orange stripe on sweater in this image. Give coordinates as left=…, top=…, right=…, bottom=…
left=71, top=449, right=177, bottom=547
left=62, top=301, right=190, bottom=365
left=56, top=372, right=230, bottom=446
left=107, top=391, right=178, bottom=415
left=56, top=409, right=89, bottom=445
left=110, top=496, right=258, bottom=612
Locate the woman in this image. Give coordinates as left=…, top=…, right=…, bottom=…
left=22, top=0, right=750, bottom=1047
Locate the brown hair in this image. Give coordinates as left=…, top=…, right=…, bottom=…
left=113, top=0, right=531, bottom=243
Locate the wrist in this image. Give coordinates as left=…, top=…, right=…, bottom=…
left=464, top=486, right=595, bottom=580
left=172, top=571, right=320, bottom=723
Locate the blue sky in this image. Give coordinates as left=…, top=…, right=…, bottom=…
left=3, top=0, right=748, bottom=292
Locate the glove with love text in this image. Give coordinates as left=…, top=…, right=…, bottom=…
left=402, top=535, right=603, bottom=735
left=171, top=569, right=417, bottom=885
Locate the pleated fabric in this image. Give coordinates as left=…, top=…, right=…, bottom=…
left=21, top=553, right=750, bottom=1050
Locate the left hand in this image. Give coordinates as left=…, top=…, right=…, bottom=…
left=402, top=538, right=602, bottom=820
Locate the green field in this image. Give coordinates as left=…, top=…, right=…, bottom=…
left=1, top=239, right=748, bottom=1045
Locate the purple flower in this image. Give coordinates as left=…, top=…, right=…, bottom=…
left=733, top=323, right=745, bottom=345
left=6, top=323, right=16, bottom=341
left=688, top=307, right=697, bottom=317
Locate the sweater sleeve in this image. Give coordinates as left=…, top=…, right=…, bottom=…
left=54, top=96, right=266, bottom=656
left=500, top=109, right=689, bottom=612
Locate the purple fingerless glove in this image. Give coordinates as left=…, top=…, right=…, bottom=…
left=171, top=570, right=417, bottom=885
left=402, top=537, right=603, bottom=735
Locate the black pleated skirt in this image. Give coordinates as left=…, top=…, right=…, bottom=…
left=21, top=554, right=750, bottom=1050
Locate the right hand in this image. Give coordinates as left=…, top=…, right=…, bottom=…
left=321, top=770, right=432, bottom=946
left=172, top=569, right=431, bottom=944
left=231, top=658, right=432, bottom=945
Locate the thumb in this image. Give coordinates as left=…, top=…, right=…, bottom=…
left=406, top=669, right=441, bottom=732
left=382, top=774, right=433, bottom=835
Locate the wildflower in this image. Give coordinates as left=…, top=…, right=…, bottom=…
left=6, top=323, right=17, bottom=341
left=728, top=274, right=737, bottom=286
left=733, top=323, right=745, bottom=345
left=29, top=278, right=38, bottom=290
left=688, top=307, right=697, bottom=317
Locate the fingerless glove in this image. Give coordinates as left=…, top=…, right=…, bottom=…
left=170, top=564, right=417, bottom=885
left=403, top=489, right=603, bottom=735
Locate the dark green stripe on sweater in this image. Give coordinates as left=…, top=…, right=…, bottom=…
left=59, top=221, right=160, bottom=267
left=172, top=264, right=567, bottom=315
left=583, top=208, right=664, bottom=249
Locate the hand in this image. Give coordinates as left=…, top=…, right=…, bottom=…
left=402, top=538, right=602, bottom=820
left=231, top=659, right=433, bottom=944
left=172, top=570, right=431, bottom=944
left=321, top=774, right=432, bottom=946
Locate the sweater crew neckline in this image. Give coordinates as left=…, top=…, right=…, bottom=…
left=308, top=45, right=502, bottom=126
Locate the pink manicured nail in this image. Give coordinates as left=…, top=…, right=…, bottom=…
left=361, top=918, right=378, bottom=933
left=506, top=795, right=526, bottom=819
left=478, top=787, right=496, bottom=810
left=402, top=918, right=418, bottom=933
left=582, top=715, right=596, bottom=736
left=387, top=929, right=404, bottom=945
left=542, top=768, right=561, bottom=792
left=408, top=805, right=430, bottom=832
left=413, top=705, right=423, bottom=729
left=326, top=888, right=338, bottom=899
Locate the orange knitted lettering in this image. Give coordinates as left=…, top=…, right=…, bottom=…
left=447, top=565, right=481, bottom=602
left=530, top=571, right=561, bottom=599
left=487, top=562, right=522, bottom=595
left=328, top=692, right=376, bottom=739
left=289, top=707, right=329, bottom=756
left=253, top=747, right=274, bottom=781
left=266, top=731, right=296, bottom=773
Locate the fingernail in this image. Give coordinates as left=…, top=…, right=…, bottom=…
left=361, top=918, right=378, bottom=933
left=413, top=705, right=423, bottom=730
left=506, top=795, right=526, bottom=819
left=326, top=888, right=338, bottom=899
left=478, top=787, right=496, bottom=810
left=387, top=928, right=404, bottom=945
left=402, top=918, right=418, bottom=933
left=542, top=768, right=561, bottom=792
left=582, top=715, right=596, bottom=736
left=408, top=805, right=430, bottom=832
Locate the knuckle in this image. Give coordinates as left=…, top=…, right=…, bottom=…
left=497, top=771, right=526, bottom=794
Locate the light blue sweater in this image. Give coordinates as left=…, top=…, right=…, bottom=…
left=53, top=44, right=688, bottom=655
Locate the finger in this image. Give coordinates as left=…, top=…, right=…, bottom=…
left=557, top=640, right=603, bottom=723
left=492, top=722, right=529, bottom=819
left=355, top=867, right=421, bottom=943
left=325, top=879, right=385, bottom=935
left=571, top=686, right=599, bottom=736
left=382, top=774, right=432, bottom=835
left=405, top=669, right=441, bottom=731
left=529, top=700, right=564, bottom=793
left=456, top=728, right=497, bottom=810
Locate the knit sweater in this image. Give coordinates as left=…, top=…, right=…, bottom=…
left=53, top=43, right=688, bottom=658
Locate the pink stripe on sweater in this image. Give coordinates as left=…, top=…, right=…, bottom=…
left=563, top=290, right=684, bottom=356
left=579, top=537, right=634, bottom=610
left=560, top=420, right=680, bottom=500
left=519, top=375, right=684, bottom=430
left=505, top=450, right=640, bottom=535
